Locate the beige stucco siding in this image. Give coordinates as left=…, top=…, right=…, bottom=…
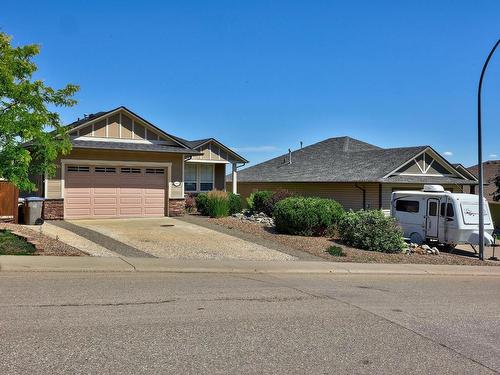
left=231, top=182, right=467, bottom=211
left=45, top=149, right=184, bottom=199
left=232, top=182, right=380, bottom=211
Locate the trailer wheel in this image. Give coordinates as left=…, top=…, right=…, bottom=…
left=409, top=232, right=424, bottom=245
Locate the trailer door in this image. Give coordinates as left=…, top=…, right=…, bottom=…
left=426, top=199, right=439, bottom=238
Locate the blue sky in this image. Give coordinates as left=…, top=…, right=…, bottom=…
left=2, top=0, right=499, bottom=167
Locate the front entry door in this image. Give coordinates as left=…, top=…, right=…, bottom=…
left=426, top=199, right=439, bottom=238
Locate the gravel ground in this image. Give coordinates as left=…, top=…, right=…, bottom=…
left=208, top=217, right=500, bottom=266
left=0, top=223, right=85, bottom=256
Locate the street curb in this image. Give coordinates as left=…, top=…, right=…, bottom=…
left=1, top=256, right=500, bottom=276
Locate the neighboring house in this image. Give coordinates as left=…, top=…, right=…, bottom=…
left=227, top=136, right=477, bottom=211
left=466, top=160, right=500, bottom=202
left=35, top=106, right=247, bottom=220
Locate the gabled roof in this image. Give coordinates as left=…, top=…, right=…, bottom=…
left=71, top=140, right=201, bottom=155
left=62, top=106, right=246, bottom=161
left=65, top=106, right=192, bottom=149
left=230, top=136, right=475, bottom=184
left=171, top=136, right=249, bottom=163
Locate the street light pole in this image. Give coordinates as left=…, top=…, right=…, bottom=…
left=477, top=39, right=500, bottom=261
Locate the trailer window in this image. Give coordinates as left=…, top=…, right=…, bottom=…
left=428, top=202, right=437, bottom=216
left=395, top=200, right=419, bottom=213
left=440, top=203, right=454, bottom=217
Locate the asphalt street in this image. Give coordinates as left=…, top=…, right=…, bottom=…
left=1, top=272, right=499, bottom=374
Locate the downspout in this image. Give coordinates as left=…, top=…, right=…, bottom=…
left=378, top=183, right=382, bottom=210
left=355, top=183, right=366, bottom=210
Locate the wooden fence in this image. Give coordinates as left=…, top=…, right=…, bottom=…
left=0, top=181, right=19, bottom=224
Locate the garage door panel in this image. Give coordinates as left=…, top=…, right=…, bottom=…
left=119, top=196, right=143, bottom=205
left=65, top=197, right=92, bottom=206
left=119, top=207, right=144, bottom=216
left=93, top=197, right=118, bottom=205
left=93, top=208, right=119, bottom=217
left=65, top=165, right=166, bottom=219
left=65, top=187, right=92, bottom=196
left=144, top=207, right=165, bottom=216
left=145, top=197, right=164, bottom=205
left=65, top=208, right=92, bottom=218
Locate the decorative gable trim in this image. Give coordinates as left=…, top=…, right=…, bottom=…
left=193, top=139, right=248, bottom=163
left=67, top=107, right=190, bottom=149
left=382, top=147, right=468, bottom=180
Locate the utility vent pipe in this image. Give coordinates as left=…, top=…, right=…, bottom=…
left=288, top=149, right=292, bottom=164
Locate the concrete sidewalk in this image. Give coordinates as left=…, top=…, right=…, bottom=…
left=1, top=256, right=500, bottom=276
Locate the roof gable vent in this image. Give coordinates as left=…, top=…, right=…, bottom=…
left=423, top=184, right=445, bottom=192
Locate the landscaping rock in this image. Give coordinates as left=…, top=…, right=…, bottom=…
left=421, top=244, right=431, bottom=251
left=232, top=211, right=275, bottom=227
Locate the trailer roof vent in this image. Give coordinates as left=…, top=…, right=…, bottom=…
left=423, top=184, right=445, bottom=192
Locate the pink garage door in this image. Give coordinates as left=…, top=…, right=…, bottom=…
left=64, top=165, right=166, bottom=219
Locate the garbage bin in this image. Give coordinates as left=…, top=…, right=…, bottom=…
left=24, top=197, right=45, bottom=225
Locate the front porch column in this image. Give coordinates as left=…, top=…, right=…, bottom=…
left=232, top=163, right=237, bottom=194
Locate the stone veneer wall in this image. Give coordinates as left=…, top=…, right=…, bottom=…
left=43, top=199, right=64, bottom=220
left=168, top=199, right=185, bottom=217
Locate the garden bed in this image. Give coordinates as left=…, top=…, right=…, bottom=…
left=0, top=223, right=85, bottom=256
left=208, top=217, right=499, bottom=266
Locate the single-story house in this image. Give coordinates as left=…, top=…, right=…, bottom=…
left=35, top=106, right=247, bottom=220
left=227, top=136, right=478, bottom=211
left=465, top=160, right=500, bottom=201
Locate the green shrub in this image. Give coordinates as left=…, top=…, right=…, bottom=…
left=246, top=192, right=255, bottom=210
left=337, top=210, right=406, bottom=253
left=252, top=191, right=273, bottom=213
left=326, top=245, right=345, bottom=257
left=185, top=193, right=196, bottom=213
left=228, top=193, right=243, bottom=215
left=195, top=193, right=209, bottom=216
left=206, top=190, right=230, bottom=218
left=273, top=197, right=345, bottom=236
left=262, top=190, right=295, bottom=217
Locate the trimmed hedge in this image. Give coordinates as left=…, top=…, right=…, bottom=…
left=195, top=193, right=209, bottom=216
left=262, top=190, right=295, bottom=217
left=273, top=197, right=344, bottom=236
left=337, top=210, right=406, bottom=253
left=228, top=193, right=243, bottom=215
left=252, top=191, right=273, bottom=214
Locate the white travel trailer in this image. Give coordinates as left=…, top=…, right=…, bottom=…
left=391, top=185, right=495, bottom=247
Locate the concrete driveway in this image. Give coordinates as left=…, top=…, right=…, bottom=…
left=62, top=218, right=295, bottom=261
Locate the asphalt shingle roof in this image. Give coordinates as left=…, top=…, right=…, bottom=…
left=64, top=107, right=247, bottom=162
left=71, top=140, right=201, bottom=155
left=231, top=136, right=475, bottom=184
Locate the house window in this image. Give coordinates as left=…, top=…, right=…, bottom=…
left=184, top=164, right=214, bottom=192
left=185, top=164, right=197, bottom=192
left=395, top=200, right=420, bottom=213
left=199, top=164, right=214, bottom=191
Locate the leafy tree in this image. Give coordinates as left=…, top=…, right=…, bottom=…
left=0, top=32, right=79, bottom=191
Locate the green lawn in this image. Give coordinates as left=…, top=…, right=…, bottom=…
left=0, top=230, right=36, bottom=255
